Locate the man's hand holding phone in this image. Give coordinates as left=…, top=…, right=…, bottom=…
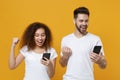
left=93, top=46, right=101, bottom=54
left=90, top=46, right=102, bottom=63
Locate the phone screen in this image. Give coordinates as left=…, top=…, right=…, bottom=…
left=42, top=53, right=50, bottom=61
left=93, top=46, right=101, bottom=54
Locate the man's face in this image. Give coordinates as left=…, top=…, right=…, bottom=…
left=74, top=14, right=89, bottom=34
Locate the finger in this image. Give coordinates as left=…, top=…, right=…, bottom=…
left=41, top=59, right=47, bottom=65
left=90, top=54, right=97, bottom=62
left=13, top=38, right=19, bottom=44
left=43, top=57, right=49, bottom=61
left=99, top=52, right=103, bottom=56
left=41, top=58, right=49, bottom=66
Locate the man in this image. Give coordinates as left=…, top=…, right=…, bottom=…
left=59, top=7, right=107, bottom=80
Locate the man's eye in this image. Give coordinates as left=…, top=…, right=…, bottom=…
left=79, top=20, right=83, bottom=22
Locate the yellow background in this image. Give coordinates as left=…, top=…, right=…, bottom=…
left=0, top=0, right=120, bottom=80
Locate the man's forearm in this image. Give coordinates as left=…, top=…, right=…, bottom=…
left=59, top=56, right=69, bottom=67
left=98, top=56, right=107, bottom=69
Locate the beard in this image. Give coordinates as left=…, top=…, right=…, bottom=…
left=75, top=23, right=88, bottom=35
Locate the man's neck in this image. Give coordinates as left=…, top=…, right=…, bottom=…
left=74, top=31, right=88, bottom=38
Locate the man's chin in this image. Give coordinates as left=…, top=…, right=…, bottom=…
left=79, top=30, right=87, bottom=34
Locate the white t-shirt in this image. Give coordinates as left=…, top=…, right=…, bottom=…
left=20, top=46, right=58, bottom=80
left=61, top=33, right=104, bottom=80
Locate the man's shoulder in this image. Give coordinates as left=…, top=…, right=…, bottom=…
left=88, top=33, right=100, bottom=39
left=62, top=33, right=73, bottom=39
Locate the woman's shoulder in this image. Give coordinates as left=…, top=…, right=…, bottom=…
left=20, top=45, right=29, bottom=52
left=47, top=47, right=58, bottom=59
left=47, top=47, right=56, bottom=52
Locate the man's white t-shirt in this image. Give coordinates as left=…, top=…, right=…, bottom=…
left=61, top=33, right=104, bottom=80
left=20, top=46, right=58, bottom=80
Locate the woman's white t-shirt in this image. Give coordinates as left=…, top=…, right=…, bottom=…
left=20, top=46, right=58, bottom=80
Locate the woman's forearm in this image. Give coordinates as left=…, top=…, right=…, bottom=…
left=9, top=45, right=16, bottom=69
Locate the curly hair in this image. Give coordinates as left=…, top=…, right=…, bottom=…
left=20, top=22, right=52, bottom=51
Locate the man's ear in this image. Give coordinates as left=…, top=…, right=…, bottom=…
left=73, top=19, right=75, bottom=24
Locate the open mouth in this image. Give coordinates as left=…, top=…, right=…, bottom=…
left=81, top=27, right=86, bottom=30
left=36, top=40, right=43, bottom=45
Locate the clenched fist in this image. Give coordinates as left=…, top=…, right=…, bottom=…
left=12, top=37, right=19, bottom=47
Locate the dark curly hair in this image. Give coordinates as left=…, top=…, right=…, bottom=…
left=20, top=22, right=52, bottom=51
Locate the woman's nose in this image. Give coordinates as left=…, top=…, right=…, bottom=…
left=38, top=36, right=42, bottom=39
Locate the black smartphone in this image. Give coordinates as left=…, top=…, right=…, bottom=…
left=93, top=46, right=102, bottom=54
left=42, top=53, right=51, bottom=61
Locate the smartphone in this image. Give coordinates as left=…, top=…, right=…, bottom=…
left=42, top=53, right=51, bottom=61
left=93, top=46, right=101, bottom=54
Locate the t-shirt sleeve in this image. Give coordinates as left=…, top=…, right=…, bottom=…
left=49, top=48, right=58, bottom=60
left=19, top=46, right=28, bottom=57
left=60, top=38, right=66, bottom=56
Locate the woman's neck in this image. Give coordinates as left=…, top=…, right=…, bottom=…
left=33, top=46, right=46, bottom=54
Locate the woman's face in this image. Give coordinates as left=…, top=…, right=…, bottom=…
left=34, top=28, right=46, bottom=47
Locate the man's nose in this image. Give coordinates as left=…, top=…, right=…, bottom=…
left=83, top=21, right=87, bottom=25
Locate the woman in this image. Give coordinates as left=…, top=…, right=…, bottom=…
left=9, top=22, right=58, bottom=80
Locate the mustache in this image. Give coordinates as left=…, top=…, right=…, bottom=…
left=75, top=24, right=88, bottom=34
left=75, top=25, right=88, bottom=29
left=80, top=25, right=87, bottom=28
